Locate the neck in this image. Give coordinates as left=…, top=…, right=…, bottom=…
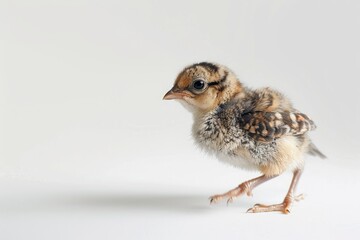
left=217, top=80, right=244, bottom=106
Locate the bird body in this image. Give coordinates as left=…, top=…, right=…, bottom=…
left=163, top=62, right=324, bottom=213
left=192, top=87, right=314, bottom=176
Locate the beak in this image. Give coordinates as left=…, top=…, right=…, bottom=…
left=163, top=87, right=191, bottom=100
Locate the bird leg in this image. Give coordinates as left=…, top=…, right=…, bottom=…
left=247, top=169, right=304, bottom=214
left=209, top=174, right=278, bottom=205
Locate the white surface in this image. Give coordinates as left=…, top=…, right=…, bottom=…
left=1, top=160, right=360, bottom=239
left=1, top=0, right=360, bottom=239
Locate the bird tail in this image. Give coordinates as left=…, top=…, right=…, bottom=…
left=307, top=142, right=326, bottom=159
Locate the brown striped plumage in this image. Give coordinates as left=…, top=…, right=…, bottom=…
left=241, top=111, right=316, bottom=142
left=163, top=62, right=325, bottom=214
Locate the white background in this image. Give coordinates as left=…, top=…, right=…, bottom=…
left=1, top=0, right=360, bottom=239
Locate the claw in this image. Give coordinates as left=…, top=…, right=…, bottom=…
left=226, top=197, right=233, bottom=205
left=295, top=193, right=305, bottom=201
left=246, top=207, right=255, bottom=213
left=209, top=195, right=221, bottom=204
left=246, top=193, right=304, bottom=214
left=207, top=175, right=276, bottom=207
left=208, top=183, right=252, bottom=206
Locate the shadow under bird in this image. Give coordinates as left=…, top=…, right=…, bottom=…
left=163, top=62, right=325, bottom=214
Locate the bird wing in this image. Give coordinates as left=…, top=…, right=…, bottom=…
left=239, top=111, right=316, bottom=142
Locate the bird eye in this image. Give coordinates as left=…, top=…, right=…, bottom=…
left=193, top=79, right=205, bottom=90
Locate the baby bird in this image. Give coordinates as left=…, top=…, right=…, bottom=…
left=163, top=62, right=325, bottom=214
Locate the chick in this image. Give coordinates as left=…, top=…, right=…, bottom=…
left=163, top=62, right=325, bottom=214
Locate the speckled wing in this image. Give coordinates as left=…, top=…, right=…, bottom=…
left=239, top=112, right=316, bottom=142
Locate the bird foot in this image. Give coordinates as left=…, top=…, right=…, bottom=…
left=209, top=182, right=253, bottom=205
left=247, top=194, right=305, bottom=214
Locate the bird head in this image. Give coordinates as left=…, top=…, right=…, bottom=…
left=163, top=62, right=243, bottom=113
